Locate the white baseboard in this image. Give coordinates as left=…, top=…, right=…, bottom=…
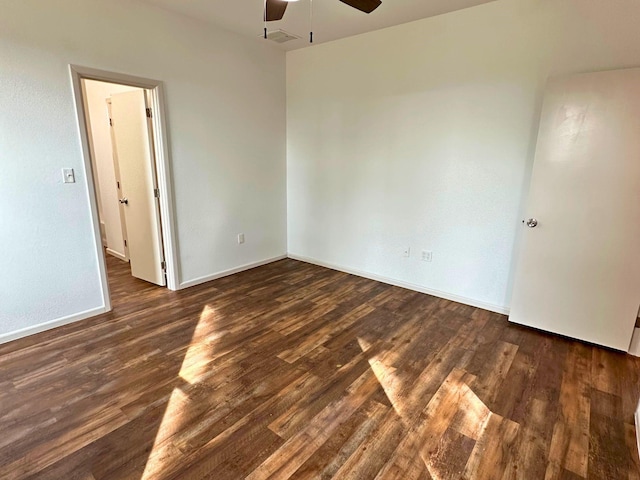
left=106, top=248, right=128, bottom=262
left=179, top=255, right=288, bottom=289
left=0, top=306, right=108, bottom=345
left=287, top=253, right=509, bottom=315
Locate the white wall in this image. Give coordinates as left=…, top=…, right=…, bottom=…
left=286, top=0, right=640, bottom=312
left=84, top=80, right=141, bottom=259
left=0, top=0, right=286, bottom=339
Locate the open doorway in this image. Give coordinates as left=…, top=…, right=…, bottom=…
left=70, top=66, right=179, bottom=312
left=83, top=79, right=166, bottom=286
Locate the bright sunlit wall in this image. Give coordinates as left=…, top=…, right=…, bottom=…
left=286, top=0, right=640, bottom=313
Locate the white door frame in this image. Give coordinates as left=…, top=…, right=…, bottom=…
left=69, top=65, right=180, bottom=311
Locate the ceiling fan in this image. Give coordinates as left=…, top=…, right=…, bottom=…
left=265, top=0, right=382, bottom=22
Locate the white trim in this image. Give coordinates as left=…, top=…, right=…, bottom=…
left=0, top=307, right=108, bottom=345
left=69, top=65, right=180, bottom=301
left=635, top=401, right=640, bottom=461
left=179, top=255, right=287, bottom=289
left=99, top=221, right=107, bottom=244
left=106, top=248, right=128, bottom=262
left=69, top=67, right=112, bottom=313
left=628, top=328, right=640, bottom=356
left=148, top=84, right=180, bottom=291
left=287, top=253, right=510, bottom=315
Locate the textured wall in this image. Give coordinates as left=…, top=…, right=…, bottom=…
left=287, top=0, right=640, bottom=311
left=0, top=0, right=287, bottom=337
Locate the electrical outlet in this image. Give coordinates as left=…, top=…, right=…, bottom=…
left=237, top=233, right=245, bottom=244
left=62, top=168, right=75, bottom=183
left=403, top=247, right=410, bottom=257
left=421, top=250, right=433, bottom=262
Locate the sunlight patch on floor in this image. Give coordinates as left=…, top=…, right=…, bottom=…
left=141, top=305, right=221, bottom=480
left=141, top=387, right=189, bottom=480
left=179, top=305, right=223, bottom=384
left=357, top=337, right=517, bottom=479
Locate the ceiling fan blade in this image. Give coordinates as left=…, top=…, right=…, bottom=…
left=265, top=0, right=288, bottom=21
left=339, top=0, right=382, bottom=14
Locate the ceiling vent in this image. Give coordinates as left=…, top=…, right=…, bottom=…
left=262, top=29, right=301, bottom=44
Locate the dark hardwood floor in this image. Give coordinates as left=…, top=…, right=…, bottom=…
left=1, top=254, right=639, bottom=479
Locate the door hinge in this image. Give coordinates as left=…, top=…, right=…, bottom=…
left=161, top=261, right=166, bottom=271
left=154, top=188, right=160, bottom=198
left=117, top=181, right=120, bottom=190
left=146, top=108, right=152, bottom=118
left=109, top=118, right=113, bottom=127
left=124, top=239, right=127, bottom=247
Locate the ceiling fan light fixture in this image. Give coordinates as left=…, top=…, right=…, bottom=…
left=264, top=0, right=382, bottom=43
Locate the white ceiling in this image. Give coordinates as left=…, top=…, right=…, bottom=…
left=141, top=0, right=496, bottom=51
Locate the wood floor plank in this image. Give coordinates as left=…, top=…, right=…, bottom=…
left=463, top=413, right=519, bottom=480
left=545, top=342, right=592, bottom=479
left=330, top=407, right=407, bottom=480
left=0, top=255, right=638, bottom=479
left=467, top=340, right=519, bottom=407
left=373, top=433, right=433, bottom=480
left=624, top=422, right=640, bottom=480
left=267, top=353, right=373, bottom=440
left=289, top=399, right=389, bottom=480
left=247, top=369, right=384, bottom=480
left=588, top=410, right=628, bottom=479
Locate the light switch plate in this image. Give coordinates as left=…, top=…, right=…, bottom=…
left=62, top=168, right=75, bottom=183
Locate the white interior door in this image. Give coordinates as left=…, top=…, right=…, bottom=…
left=110, top=90, right=165, bottom=286
left=509, top=68, right=640, bottom=351
left=106, top=99, right=130, bottom=262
